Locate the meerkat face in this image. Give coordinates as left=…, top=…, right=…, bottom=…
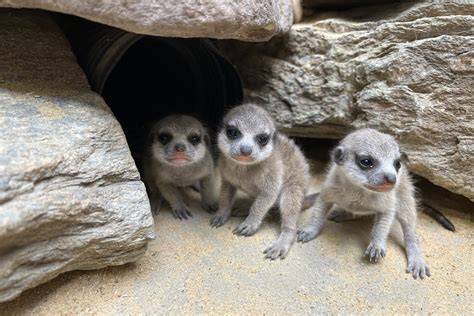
left=149, top=115, right=208, bottom=166
left=218, top=104, right=276, bottom=165
left=332, top=129, right=404, bottom=193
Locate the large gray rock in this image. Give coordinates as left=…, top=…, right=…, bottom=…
left=219, top=2, right=474, bottom=201
left=0, top=10, right=154, bottom=302
left=0, top=0, right=294, bottom=42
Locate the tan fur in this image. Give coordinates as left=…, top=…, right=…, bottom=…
left=210, top=104, right=311, bottom=260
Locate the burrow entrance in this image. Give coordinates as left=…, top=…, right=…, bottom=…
left=57, top=15, right=243, bottom=163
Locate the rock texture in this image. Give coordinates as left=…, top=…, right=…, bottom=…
left=0, top=10, right=154, bottom=302
left=0, top=0, right=293, bottom=42
left=219, top=2, right=474, bottom=201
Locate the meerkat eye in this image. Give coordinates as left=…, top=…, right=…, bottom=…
left=157, top=132, right=172, bottom=145
left=188, top=134, right=201, bottom=145
left=394, top=159, right=401, bottom=172
left=358, top=158, right=373, bottom=169
left=226, top=127, right=241, bottom=140
left=256, top=134, right=270, bottom=146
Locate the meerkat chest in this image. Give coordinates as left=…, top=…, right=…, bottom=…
left=327, top=186, right=395, bottom=215
left=157, top=161, right=211, bottom=187
left=221, top=166, right=264, bottom=197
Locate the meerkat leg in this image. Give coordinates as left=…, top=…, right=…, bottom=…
left=210, top=181, right=236, bottom=227
left=365, top=210, right=395, bottom=262
left=297, top=199, right=333, bottom=242
left=158, top=182, right=192, bottom=220
left=200, top=174, right=217, bottom=213
left=146, top=182, right=163, bottom=215
left=327, top=209, right=357, bottom=222
left=397, top=208, right=431, bottom=279
left=264, top=186, right=304, bottom=260
left=233, top=191, right=278, bottom=236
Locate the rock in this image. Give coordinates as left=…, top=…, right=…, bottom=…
left=0, top=10, right=154, bottom=302
left=218, top=2, right=474, bottom=201
left=0, top=0, right=293, bottom=41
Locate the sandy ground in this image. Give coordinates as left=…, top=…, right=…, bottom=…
left=1, top=161, right=473, bottom=314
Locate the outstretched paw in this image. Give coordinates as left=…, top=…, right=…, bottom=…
left=365, top=242, right=386, bottom=263
left=209, top=214, right=227, bottom=228
left=233, top=219, right=260, bottom=236
left=296, top=227, right=319, bottom=242
left=263, top=241, right=291, bottom=260
left=172, top=207, right=193, bottom=220
left=407, top=256, right=431, bottom=279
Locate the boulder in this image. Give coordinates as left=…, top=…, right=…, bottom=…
left=0, top=9, right=154, bottom=302
left=0, top=0, right=294, bottom=41
left=218, top=2, right=474, bottom=201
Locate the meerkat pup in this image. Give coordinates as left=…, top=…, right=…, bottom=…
left=143, top=115, right=215, bottom=220
left=297, top=128, right=430, bottom=279
left=210, top=103, right=311, bottom=260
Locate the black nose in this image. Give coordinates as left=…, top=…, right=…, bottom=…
left=384, top=173, right=396, bottom=184
left=240, top=145, right=252, bottom=156
left=175, top=143, right=186, bottom=152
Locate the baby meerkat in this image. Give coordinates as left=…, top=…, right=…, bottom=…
left=210, top=103, right=311, bottom=260
left=143, top=115, right=215, bottom=220
left=297, top=128, right=430, bottom=279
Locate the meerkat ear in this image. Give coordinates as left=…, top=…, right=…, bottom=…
left=148, top=132, right=156, bottom=144
left=400, top=152, right=410, bottom=164
left=332, top=146, right=345, bottom=165
left=272, top=131, right=279, bottom=143
left=204, top=133, right=210, bottom=148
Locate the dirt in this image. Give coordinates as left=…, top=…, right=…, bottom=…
left=1, top=161, right=473, bottom=314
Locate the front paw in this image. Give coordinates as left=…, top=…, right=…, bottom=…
left=209, top=213, right=228, bottom=228
left=407, top=256, right=431, bottom=279
left=365, top=242, right=386, bottom=263
left=202, top=202, right=218, bottom=213
left=172, top=207, right=193, bottom=220
left=233, top=219, right=261, bottom=236
left=263, top=241, right=291, bottom=260
left=296, top=226, right=319, bottom=242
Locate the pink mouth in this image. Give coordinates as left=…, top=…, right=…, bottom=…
left=365, top=184, right=394, bottom=193
left=232, top=155, right=253, bottom=163
left=167, top=153, right=191, bottom=164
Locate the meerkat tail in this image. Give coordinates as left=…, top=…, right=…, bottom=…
left=422, top=204, right=456, bottom=232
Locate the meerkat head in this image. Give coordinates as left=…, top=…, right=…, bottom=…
left=218, top=104, right=277, bottom=165
left=331, top=128, right=406, bottom=193
left=149, top=115, right=209, bottom=166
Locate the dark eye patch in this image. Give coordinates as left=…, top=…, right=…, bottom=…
left=256, top=133, right=270, bottom=147
left=157, top=132, right=172, bottom=145
left=394, top=159, right=401, bottom=172
left=226, top=126, right=241, bottom=140
left=188, top=134, right=201, bottom=145
left=356, top=155, right=375, bottom=170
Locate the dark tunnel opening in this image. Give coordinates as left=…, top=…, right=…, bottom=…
left=57, top=15, right=243, bottom=163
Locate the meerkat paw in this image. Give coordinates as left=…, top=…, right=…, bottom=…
left=202, top=202, right=218, bottom=213
left=365, top=242, right=386, bottom=263
left=171, top=207, right=193, bottom=220
left=407, top=256, right=431, bottom=279
left=296, top=227, right=319, bottom=242
left=233, top=219, right=261, bottom=236
left=209, top=213, right=229, bottom=227
left=263, top=241, right=291, bottom=260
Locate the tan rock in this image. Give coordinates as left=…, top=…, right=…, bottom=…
left=218, top=2, right=474, bottom=201
left=0, top=0, right=294, bottom=41
left=0, top=10, right=154, bottom=302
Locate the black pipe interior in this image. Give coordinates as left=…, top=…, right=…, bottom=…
left=57, top=15, right=243, bottom=162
